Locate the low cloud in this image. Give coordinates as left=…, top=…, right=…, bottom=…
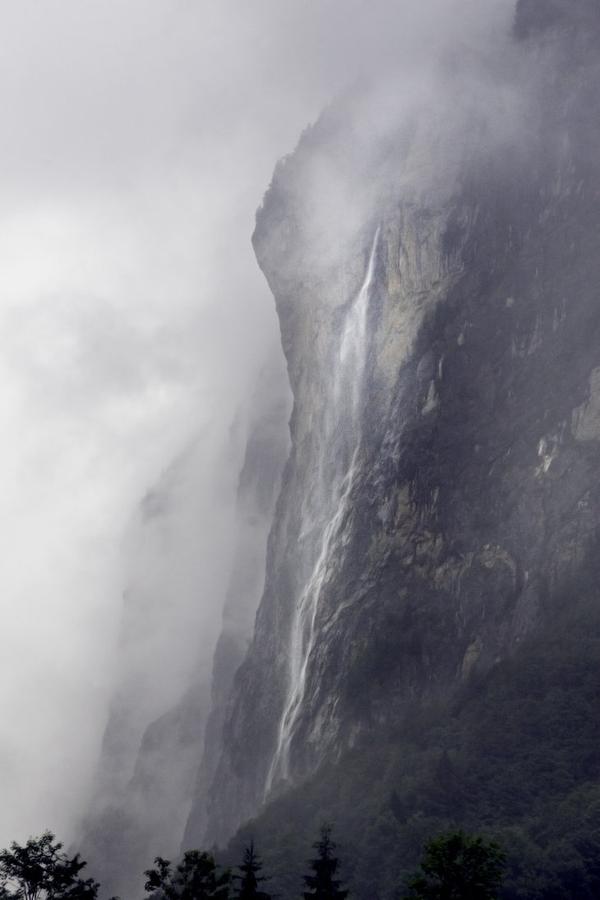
left=0, top=0, right=516, bottom=847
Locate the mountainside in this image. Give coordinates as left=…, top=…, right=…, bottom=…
left=79, top=2, right=600, bottom=897
left=80, top=362, right=289, bottom=899
left=183, top=365, right=290, bottom=849
left=197, top=1, right=600, bottom=894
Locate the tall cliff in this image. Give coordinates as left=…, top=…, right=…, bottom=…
left=81, top=359, right=289, bottom=899
left=202, top=0, right=600, bottom=881
left=183, top=362, right=290, bottom=849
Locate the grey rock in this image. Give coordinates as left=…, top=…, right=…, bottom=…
left=204, top=0, right=600, bottom=847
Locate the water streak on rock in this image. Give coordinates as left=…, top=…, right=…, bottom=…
left=266, top=227, right=379, bottom=791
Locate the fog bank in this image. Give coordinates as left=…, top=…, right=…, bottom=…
left=0, top=0, right=514, bottom=848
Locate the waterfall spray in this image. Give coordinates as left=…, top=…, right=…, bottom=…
left=266, top=227, right=380, bottom=793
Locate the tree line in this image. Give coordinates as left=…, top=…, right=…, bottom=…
left=0, top=826, right=506, bottom=900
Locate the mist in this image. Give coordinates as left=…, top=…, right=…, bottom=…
left=0, top=0, right=516, bottom=850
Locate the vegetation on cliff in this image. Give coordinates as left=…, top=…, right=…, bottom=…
left=226, top=581, right=600, bottom=900
left=2, top=829, right=509, bottom=900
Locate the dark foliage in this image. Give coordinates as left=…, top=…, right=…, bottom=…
left=0, top=833, right=98, bottom=900
left=404, top=831, right=505, bottom=900
left=144, top=850, right=229, bottom=900
left=233, top=843, right=270, bottom=900
left=302, top=826, right=348, bottom=900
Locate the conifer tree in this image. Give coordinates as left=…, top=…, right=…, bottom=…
left=233, top=843, right=270, bottom=900
left=302, top=826, right=348, bottom=900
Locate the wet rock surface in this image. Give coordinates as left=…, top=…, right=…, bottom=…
left=203, top=0, right=600, bottom=849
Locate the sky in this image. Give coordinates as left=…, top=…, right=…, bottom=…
left=0, top=0, right=515, bottom=849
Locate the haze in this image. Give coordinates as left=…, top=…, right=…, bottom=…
left=0, top=0, right=514, bottom=849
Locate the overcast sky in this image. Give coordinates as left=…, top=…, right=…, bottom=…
left=0, top=0, right=514, bottom=849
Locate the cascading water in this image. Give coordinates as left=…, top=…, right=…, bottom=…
left=266, top=227, right=380, bottom=793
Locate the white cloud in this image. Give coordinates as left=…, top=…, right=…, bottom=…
left=0, top=0, right=516, bottom=848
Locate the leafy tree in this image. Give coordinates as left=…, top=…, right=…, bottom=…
left=302, top=826, right=348, bottom=900
left=404, top=831, right=506, bottom=900
left=0, top=832, right=98, bottom=900
left=144, top=850, right=229, bottom=900
left=145, top=858, right=172, bottom=898
left=233, top=843, right=270, bottom=900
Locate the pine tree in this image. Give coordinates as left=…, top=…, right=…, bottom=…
left=302, top=826, right=348, bottom=900
left=233, top=843, right=270, bottom=900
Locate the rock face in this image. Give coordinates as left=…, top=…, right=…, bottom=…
left=82, top=680, right=210, bottom=900
left=203, top=0, right=600, bottom=848
left=515, top=0, right=600, bottom=38
left=81, top=360, right=289, bottom=899
left=183, top=364, right=290, bottom=849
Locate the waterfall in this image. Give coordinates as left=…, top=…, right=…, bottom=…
left=266, top=227, right=380, bottom=793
